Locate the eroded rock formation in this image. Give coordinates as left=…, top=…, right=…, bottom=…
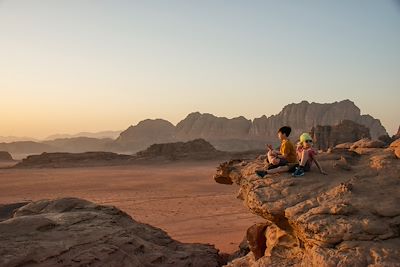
left=214, top=139, right=400, bottom=266
left=115, top=100, right=388, bottom=152
left=0, top=198, right=222, bottom=267
left=311, top=120, right=370, bottom=150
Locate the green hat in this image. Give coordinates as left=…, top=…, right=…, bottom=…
left=300, top=133, right=313, bottom=143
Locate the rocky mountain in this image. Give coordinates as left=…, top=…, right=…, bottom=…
left=115, top=119, right=176, bottom=152
left=214, top=139, right=400, bottom=266
left=117, top=100, right=387, bottom=152
left=175, top=112, right=252, bottom=140
left=250, top=100, right=386, bottom=141
left=0, top=198, right=222, bottom=267
left=311, top=120, right=371, bottom=150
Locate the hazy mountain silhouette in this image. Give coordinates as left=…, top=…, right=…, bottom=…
left=0, top=100, right=388, bottom=157
left=45, top=130, right=121, bottom=140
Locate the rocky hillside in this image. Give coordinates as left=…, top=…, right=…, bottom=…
left=0, top=198, right=222, bottom=267
left=117, top=100, right=387, bottom=152
left=214, top=139, right=400, bottom=266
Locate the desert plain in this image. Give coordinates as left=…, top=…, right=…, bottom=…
left=0, top=160, right=262, bottom=253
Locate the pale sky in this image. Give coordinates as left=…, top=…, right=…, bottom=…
left=1, top=0, right=399, bottom=139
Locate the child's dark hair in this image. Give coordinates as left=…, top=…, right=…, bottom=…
left=278, top=126, right=291, bottom=137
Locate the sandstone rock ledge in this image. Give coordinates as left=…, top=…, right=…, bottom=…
left=214, top=140, right=400, bottom=266
left=0, top=198, right=222, bottom=267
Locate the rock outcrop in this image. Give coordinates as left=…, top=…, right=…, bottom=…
left=0, top=198, right=222, bottom=267
left=311, top=120, right=371, bottom=150
left=14, top=152, right=132, bottom=168
left=214, top=141, right=400, bottom=266
left=0, top=151, right=13, bottom=161
left=135, top=139, right=227, bottom=161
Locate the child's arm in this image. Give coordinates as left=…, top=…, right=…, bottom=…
left=266, top=144, right=280, bottom=155
left=314, top=158, right=327, bottom=175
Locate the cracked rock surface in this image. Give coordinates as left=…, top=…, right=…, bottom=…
left=0, top=198, right=222, bottom=267
left=214, top=140, right=400, bottom=266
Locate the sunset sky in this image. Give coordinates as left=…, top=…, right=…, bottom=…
left=1, top=1, right=399, bottom=139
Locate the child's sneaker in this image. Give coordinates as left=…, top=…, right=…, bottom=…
left=292, top=166, right=305, bottom=177
left=255, top=170, right=267, bottom=178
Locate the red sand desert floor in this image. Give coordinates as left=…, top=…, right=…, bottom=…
left=0, top=161, right=262, bottom=253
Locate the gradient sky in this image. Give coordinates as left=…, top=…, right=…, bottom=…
left=1, top=0, right=399, bottom=139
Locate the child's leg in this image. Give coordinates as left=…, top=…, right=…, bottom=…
left=299, top=150, right=310, bottom=166
left=267, top=151, right=280, bottom=165
left=267, top=165, right=290, bottom=174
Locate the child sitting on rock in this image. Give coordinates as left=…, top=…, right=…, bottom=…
left=256, top=126, right=298, bottom=177
left=292, top=133, right=327, bottom=177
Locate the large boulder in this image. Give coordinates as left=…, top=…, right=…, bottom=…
left=214, top=146, right=400, bottom=266
left=350, top=138, right=385, bottom=149
left=311, top=120, right=370, bottom=150
left=0, top=198, right=222, bottom=267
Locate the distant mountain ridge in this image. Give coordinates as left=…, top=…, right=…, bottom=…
left=0, top=136, right=39, bottom=143
left=0, top=100, right=389, bottom=157
left=45, top=130, right=121, bottom=140
left=117, top=99, right=387, bottom=152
